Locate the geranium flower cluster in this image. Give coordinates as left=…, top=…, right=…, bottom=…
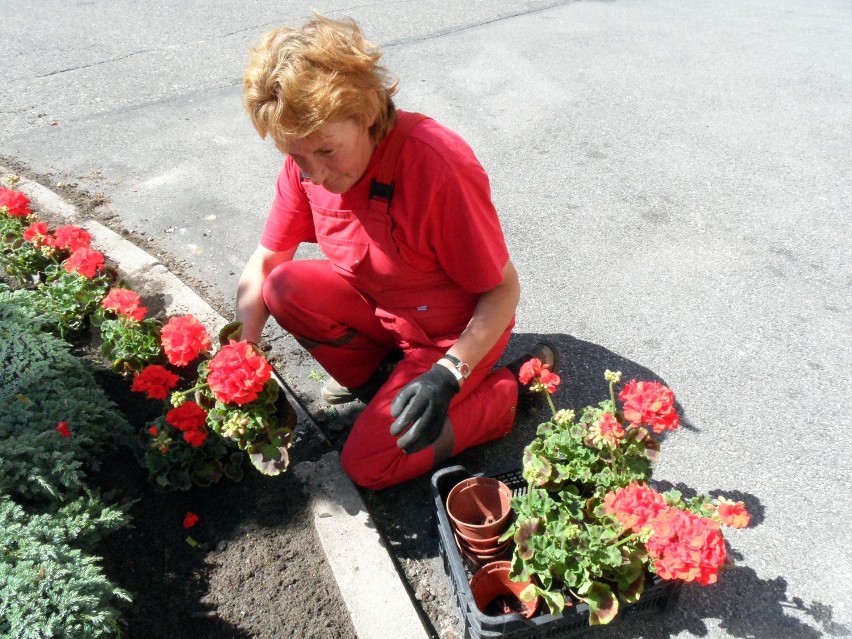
left=0, top=186, right=32, bottom=217
left=519, top=357, right=561, bottom=394
left=587, top=412, right=625, bottom=448
left=102, top=287, right=147, bottom=321
left=2, top=187, right=104, bottom=278
left=19, top=214, right=106, bottom=279
left=128, top=312, right=287, bottom=475
left=166, top=401, right=209, bottom=447
left=206, top=341, right=272, bottom=405
left=131, top=365, right=179, bottom=400
left=129, top=317, right=214, bottom=449
left=644, top=507, right=726, bottom=585
left=603, top=481, right=749, bottom=586
left=161, top=315, right=212, bottom=366
left=619, top=379, right=680, bottom=433
left=602, top=482, right=668, bottom=533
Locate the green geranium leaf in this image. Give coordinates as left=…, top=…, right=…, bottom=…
left=218, top=320, right=243, bottom=346
left=519, top=583, right=538, bottom=602
left=585, top=582, right=618, bottom=625
left=248, top=442, right=290, bottom=476
left=536, top=586, right=566, bottom=615
left=514, top=517, right=542, bottom=560
left=191, top=460, right=223, bottom=488
left=620, top=570, right=645, bottom=603
left=615, top=552, right=645, bottom=590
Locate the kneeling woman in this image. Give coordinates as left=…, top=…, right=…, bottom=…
left=236, top=14, right=550, bottom=489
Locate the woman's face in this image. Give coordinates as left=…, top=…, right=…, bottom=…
left=284, top=119, right=376, bottom=194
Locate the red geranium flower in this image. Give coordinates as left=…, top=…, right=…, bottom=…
left=519, top=358, right=544, bottom=385
left=206, top=340, right=273, bottom=405
left=102, top=287, right=147, bottom=321
left=55, top=421, right=72, bottom=438
left=539, top=369, right=561, bottom=394
left=519, top=357, right=561, bottom=394
left=183, top=512, right=199, bottom=529
left=50, top=225, right=92, bottom=251
left=161, top=315, right=211, bottom=366
left=23, top=222, right=51, bottom=247
left=618, top=380, right=680, bottom=433
left=166, top=401, right=207, bottom=431
left=715, top=497, right=750, bottom=529
left=183, top=428, right=208, bottom=447
left=0, top=187, right=32, bottom=217
left=64, top=246, right=105, bottom=278
left=603, top=482, right=668, bottom=533
left=645, top=508, right=727, bottom=586
left=131, top=365, right=180, bottom=400
left=147, top=425, right=159, bottom=436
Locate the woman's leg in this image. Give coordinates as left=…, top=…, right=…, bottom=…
left=340, top=329, right=518, bottom=490
left=262, top=260, right=396, bottom=387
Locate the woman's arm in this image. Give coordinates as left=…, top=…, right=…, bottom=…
left=235, top=243, right=298, bottom=343
left=442, top=259, right=520, bottom=384
left=388, top=259, right=519, bottom=453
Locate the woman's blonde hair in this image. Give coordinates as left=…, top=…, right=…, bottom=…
left=243, top=13, right=398, bottom=149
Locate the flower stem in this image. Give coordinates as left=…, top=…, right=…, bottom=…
left=546, top=391, right=557, bottom=417
left=171, top=380, right=208, bottom=404
left=612, top=532, right=640, bottom=548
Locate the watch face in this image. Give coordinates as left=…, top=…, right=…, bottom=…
left=443, top=354, right=471, bottom=378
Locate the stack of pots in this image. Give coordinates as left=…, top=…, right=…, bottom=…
left=446, top=476, right=513, bottom=566
left=445, top=476, right=540, bottom=618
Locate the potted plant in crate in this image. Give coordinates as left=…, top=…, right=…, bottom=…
left=501, top=360, right=750, bottom=625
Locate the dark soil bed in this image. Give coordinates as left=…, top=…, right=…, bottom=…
left=87, top=357, right=356, bottom=639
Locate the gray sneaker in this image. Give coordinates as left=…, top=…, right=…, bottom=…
left=320, top=378, right=362, bottom=405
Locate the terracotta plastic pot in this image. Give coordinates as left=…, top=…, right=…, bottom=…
left=454, top=532, right=512, bottom=568
left=446, top=476, right=512, bottom=540
left=454, top=526, right=510, bottom=553
left=469, top=560, right=539, bottom=618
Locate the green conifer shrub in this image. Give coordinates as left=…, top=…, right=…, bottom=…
left=0, top=296, right=132, bottom=504
left=0, top=294, right=134, bottom=637
left=0, top=496, right=130, bottom=639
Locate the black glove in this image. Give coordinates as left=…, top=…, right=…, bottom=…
left=389, top=363, right=460, bottom=454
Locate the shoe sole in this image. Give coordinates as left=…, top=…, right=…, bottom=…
left=320, top=387, right=356, bottom=405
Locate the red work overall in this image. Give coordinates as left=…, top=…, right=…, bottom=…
left=262, top=113, right=519, bottom=489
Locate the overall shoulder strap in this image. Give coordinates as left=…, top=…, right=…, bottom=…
left=369, top=112, right=430, bottom=206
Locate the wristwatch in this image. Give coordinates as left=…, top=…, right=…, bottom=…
left=440, top=353, right=471, bottom=382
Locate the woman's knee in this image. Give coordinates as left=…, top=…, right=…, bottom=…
left=339, top=402, right=414, bottom=490
left=340, top=439, right=389, bottom=490
left=261, top=261, right=305, bottom=316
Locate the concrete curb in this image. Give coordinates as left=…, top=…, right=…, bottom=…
left=295, top=453, right=430, bottom=639
left=3, top=167, right=429, bottom=639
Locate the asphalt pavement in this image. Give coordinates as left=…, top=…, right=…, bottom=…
left=2, top=1, right=850, bottom=637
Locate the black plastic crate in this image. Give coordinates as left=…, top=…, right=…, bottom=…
left=431, top=465, right=681, bottom=639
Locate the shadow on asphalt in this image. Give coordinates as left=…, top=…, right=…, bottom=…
left=606, top=564, right=850, bottom=639
left=361, top=332, right=844, bottom=639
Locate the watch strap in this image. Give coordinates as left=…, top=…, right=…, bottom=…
left=441, top=353, right=471, bottom=379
